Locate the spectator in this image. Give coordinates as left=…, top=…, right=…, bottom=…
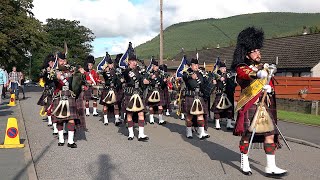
left=9, top=66, right=21, bottom=100
left=1, top=65, right=8, bottom=99
left=0, top=65, right=7, bottom=104
left=19, top=71, right=26, bottom=99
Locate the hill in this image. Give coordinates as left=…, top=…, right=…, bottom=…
left=134, top=12, right=320, bottom=59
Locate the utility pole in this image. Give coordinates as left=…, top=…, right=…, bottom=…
left=159, top=0, right=164, bottom=65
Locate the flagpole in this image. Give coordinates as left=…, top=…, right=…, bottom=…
left=160, top=0, right=164, bottom=65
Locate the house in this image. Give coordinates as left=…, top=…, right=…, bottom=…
left=172, top=33, right=320, bottom=77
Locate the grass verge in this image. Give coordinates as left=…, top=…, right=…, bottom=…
left=278, top=110, right=320, bottom=126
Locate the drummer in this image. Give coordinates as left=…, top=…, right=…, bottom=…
left=84, top=55, right=101, bottom=116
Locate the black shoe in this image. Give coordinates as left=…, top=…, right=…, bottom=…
left=128, top=137, right=134, bottom=140
left=63, top=132, right=68, bottom=135
left=265, top=172, right=287, bottom=178
left=48, top=124, right=52, bottom=127
left=242, top=170, right=253, bottom=176
left=186, top=136, right=193, bottom=139
left=159, top=121, right=166, bottom=125
left=216, top=128, right=221, bottom=130
left=115, top=122, right=121, bottom=126
left=150, top=122, right=154, bottom=124
left=104, top=123, right=108, bottom=126
left=58, top=142, right=65, bottom=146
left=199, top=134, right=210, bottom=140
left=93, top=113, right=99, bottom=116
left=22, top=97, right=26, bottom=100
left=138, top=136, right=149, bottom=141
left=67, top=143, right=77, bottom=148
left=227, top=127, right=234, bottom=130
left=53, top=133, right=58, bottom=136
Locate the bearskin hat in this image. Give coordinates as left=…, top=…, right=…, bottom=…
left=151, top=59, right=159, bottom=66
left=128, top=52, right=137, bottom=61
left=84, top=55, right=95, bottom=72
left=42, top=53, right=55, bottom=68
left=231, top=27, right=264, bottom=70
left=103, top=52, right=112, bottom=64
left=159, top=64, right=168, bottom=72
left=86, top=55, right=95, bottom=65
left=190, top=58, right=199, bottom=64
left=57, top=52, right=66, bottom=60
left=219, top=61, right=226, bottom=68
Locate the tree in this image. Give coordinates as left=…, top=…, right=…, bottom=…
left=44, top=18, right=95, bottom=65
left=0, top=0, right=47, bottom=78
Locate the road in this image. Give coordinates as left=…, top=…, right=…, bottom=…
left=19, top=88, right=320, bottom=180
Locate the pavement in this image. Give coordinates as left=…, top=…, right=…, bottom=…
left=1, top=86, right=320, bottom=180
left=0, top=96, right=30, bottom=180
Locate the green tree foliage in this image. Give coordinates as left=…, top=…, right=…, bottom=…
left=0, top=0, right=95, bottom=80
left=44, top=19, right=95, bottom=66
left=0, top=0, right=46, bottom=73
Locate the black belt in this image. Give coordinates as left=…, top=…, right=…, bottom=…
left=185, top=90, right=203, bottom=97
left=124, top=87, right=142, bottom=95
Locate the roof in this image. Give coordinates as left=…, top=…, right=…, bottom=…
left=173, top=33, right=320, bottom=70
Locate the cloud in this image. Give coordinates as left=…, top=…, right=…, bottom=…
left=32, top=0, right=320, bottom=56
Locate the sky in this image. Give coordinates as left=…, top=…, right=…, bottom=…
left=32, top=0, right=320, bottom=57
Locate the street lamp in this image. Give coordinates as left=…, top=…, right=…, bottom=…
left=25, top=51, right=32, bottom=81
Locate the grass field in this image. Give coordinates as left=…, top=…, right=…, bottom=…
left=278, top=110, right=320, bottom=126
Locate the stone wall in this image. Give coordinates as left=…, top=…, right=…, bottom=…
left=276, top=98, right=319, bottom=115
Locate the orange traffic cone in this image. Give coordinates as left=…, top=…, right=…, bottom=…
left=7, top=94, right=16, bottom=107
left=0, top=118, right=24, bottom=148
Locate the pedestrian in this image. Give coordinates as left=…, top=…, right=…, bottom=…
left=19, top=71, right=26, bottom=99
left=2, top=66, right=8, bottom=99
left=8, top=66, right=21, bottom=100
left=0, top=65, right=8, bottom=104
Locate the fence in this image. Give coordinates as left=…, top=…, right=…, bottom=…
left=235, top=77, right=320, bottom=101
left=234, top=77, right=320, bottom=115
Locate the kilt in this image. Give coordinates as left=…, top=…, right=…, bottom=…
left=99, top=88, right=119, bottom=107
left=83, top=86, right=93, bottom=101
left=183, top=96, right=208, bottom=115
left=234, top=94, right=279, bottom=144
left=76, top=91, right=86, bottom=129
left=44, top=96, right=53, bottom=112
left=51, top=90, right=79, bottom=123
left=163, top=88, right=171, bottom=109
left=146, top=89, right=166, bottom=107
left=37, top=93, right=46, bottom=106
left=37, top=88, right=53, bottom=106
left=210, top=94, right=233, bottom=116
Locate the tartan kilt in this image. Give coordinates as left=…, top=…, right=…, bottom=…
left=99, top=88, right=118, bottom=106
left=83, top=86, right=93, bottom=101
left=116, top=88, right=124, bottom=103
left=44, top=96, right=53, bottom=112
left=235, top=95, right=279, bottom=144
left=183, top=96, right=208, bottom=115
left=76, top=92, right=86, bottom=129
left=51, top=91, right=79, bottom=123
left=146, top=89, right=166, bottom=107
left=37, top=88, right=53, bottom=106
left=210, top=94, right=233, bottom=115
left=37, top=93, right=46, bottom=106
left=163, top=88, right=171, bottom=109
